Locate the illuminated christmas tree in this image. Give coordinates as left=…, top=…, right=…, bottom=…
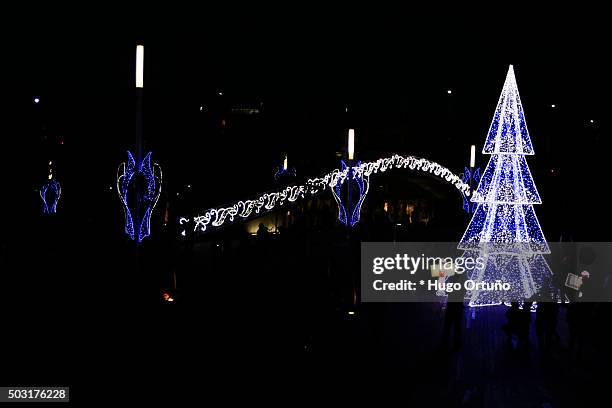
left=459, top=65, right=552, bottom=305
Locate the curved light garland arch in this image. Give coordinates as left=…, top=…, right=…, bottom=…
left=179, top=154, right=470, bottom=237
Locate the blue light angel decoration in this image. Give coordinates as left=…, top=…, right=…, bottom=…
left=117, top=151, right=162, bottom=243
left=461, top=166, right=480, bottom=213
left=331, top=160, right=369, bottom=227
left=273, top=154, right=297, bottom=180
left=40, top=179, right=61, bottom=215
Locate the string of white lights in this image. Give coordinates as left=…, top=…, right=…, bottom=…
left=180, top=154, right=470, bottom=236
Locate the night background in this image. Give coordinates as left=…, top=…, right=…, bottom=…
left=1, top=12, right=611, bottom=405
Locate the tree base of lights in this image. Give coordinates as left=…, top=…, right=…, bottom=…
left=462, top=250, right=552, bottom=306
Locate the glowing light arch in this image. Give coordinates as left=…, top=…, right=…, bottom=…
left=179, top=154, right=470, bottom=237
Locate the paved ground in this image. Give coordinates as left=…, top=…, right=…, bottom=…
left=302, top=302, right=605, bottom=407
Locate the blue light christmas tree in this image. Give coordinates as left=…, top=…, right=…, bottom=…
left=459, top=65, right=552, bottom=305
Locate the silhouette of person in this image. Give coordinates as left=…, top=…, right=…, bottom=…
left=502, top=302, right=521, bottom=344
left=554, top=252, right=573, bottom=302
left=535, top=288, right=559, bottom=355
left=567, top=271, right=595, bottom=361
left=517, top=300, right=533, bottom=350
left=567, top=292, right=585, bottom=360
left=441, top=272, right=466, bottom=351
left=554, top=235, right=575, bottom=303
left=257, top=223, right=269, bottom=239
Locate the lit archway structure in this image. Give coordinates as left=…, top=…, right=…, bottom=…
left=178, top=154, right=471, bottom=237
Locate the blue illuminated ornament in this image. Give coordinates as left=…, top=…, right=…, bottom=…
left=273, top=155, right=297, bottom=180
left=117, top=151, right=162, bottom=243
left=461, top=167, right=480, bottom=214
left=459, top=65, right=552, bottom=306
left=331, top=160, right=369, bottom=227
left=273, top=166, right=296, bottom=180
left=40, top=179, right=61, bottom=214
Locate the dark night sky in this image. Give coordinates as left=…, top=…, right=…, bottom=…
left=1, top=13, right=610, bottom=238
left=2, top=11, right=612, bottom=399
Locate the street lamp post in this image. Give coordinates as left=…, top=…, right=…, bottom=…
left=117, top=44, right=162, bottom=244
left=135, top=44, right=144, bottom=164
left=330, top=128, right=369, bottom=316
left=331, top=129, right=369, bottom=228
left=470, top=144, right=476, bottom=169
left=273, top=153, right=297, bottom=232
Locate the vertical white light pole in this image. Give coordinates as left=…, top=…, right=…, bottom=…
left=348, top=129, right=355, bottom=160
left=470, top=144, right=476, bottom=168
left=136, top=45, right=144, bottom=88
left=135, top=44, right=144, bottom=164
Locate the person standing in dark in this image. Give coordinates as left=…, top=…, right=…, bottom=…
left=535, top=288, right=559, bottom=356
left=441, top=272, right=466, bottom=351
left=502, top=302, right=521, bottom=345
left=554, top=253, right=573, bottom=303
left=256, top=222, right=269, bottom=239
left=555, top=234, right=575, bottom=303
left=566, top=291, right=584, bottom=360
left=517, top=300, right=533, bottom=350
left=567, top=271, right=595, bottom=361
